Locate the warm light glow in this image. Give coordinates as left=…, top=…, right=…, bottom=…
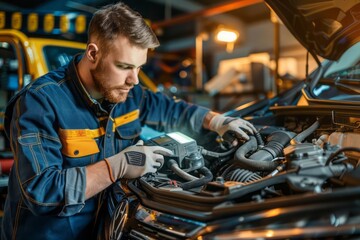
left=266, top=230, right=275, bottom=237
left=216, top=29, right=239, bottom=43
left=179, top=70, right=188, bottom=78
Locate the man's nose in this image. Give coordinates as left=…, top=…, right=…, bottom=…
left=127, top=69, right=140, bottom=85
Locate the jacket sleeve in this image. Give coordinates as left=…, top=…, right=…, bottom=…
left=138, top=87, right=210, bottom=136
left=7, top=88, right=86, bottom=217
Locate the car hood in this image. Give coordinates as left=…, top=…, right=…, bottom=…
left=264, top=0, right=360, bottom=61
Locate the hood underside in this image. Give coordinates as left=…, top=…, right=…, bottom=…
left=264, top=0, right=360, bottom=60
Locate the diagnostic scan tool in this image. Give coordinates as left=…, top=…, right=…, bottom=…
left=145, top=132, right=204, bottom=172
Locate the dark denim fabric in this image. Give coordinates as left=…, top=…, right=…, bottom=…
left=1, top=55, right=209, bottom=240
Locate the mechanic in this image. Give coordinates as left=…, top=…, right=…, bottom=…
left=1, top=2, right=256, bottom=239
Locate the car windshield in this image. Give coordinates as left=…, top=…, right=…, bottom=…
left=309, top=42, right=360, bottom=102
left=43, top=46, right=84, bottom=71
left=326, top=63, right=360, bottom=81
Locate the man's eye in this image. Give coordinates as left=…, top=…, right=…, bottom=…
left=118, top=65, right=132, bottom=70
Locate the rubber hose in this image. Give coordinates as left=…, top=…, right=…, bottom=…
left=225, top=168, right=262, bottom=183
left=233, top=136, right=277, bottom=171
left=249, top=130, right=295, bottom=162
left=180, top=167, right=213, bottom=190
left=292, top=120, right=320, bottom=144
left=234, top=131, right=294, bottom=171
left=168, top=159, right=198, bottom=181
left=201, top=146, right=236, bottom=158
left=254, top=131, right=264, bottom=146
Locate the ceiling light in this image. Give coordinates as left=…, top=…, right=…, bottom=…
left=216, top=29, right=239, bottom=43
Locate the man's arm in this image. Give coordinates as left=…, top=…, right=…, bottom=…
left=202, top=111, right=218, bottom=130
left=85, top=161, right=112, bottom=199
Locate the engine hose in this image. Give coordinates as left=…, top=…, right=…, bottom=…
left=200, top=131, right=262, bottom=160
left=168, top=159, right=198, bottom=181
left=180, top=167, right=213, bottom=190
left=250, top=130, right=295, bottom=161
left=234, top=130, right=295, bottom=172
left=254, top=131, right=264, bottom=146
left=233, top=136, right=266, bottom=170
left=225, top=168, right=262, bottom=183
left=201, top=146, right=236, bottom=158
left=292, top=120, right=320, bottom=144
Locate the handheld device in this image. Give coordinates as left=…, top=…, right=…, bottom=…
left=145, top=132, right=204, bottom=172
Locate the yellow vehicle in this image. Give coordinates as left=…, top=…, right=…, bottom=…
left=0, top=11, right=89, bottom=172
left=0, top=29, right=86, bottom=107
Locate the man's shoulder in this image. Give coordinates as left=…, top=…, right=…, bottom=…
left=31, top=66, right=68, bottom=90
left=6, top=66, right=69, bottom=109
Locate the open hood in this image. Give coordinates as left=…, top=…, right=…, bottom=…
left=264, top=0, right=360, bottom=61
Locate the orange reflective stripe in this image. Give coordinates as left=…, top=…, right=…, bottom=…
left=59, top=128, right=105, bottom=139
left=113, top=109, right=139, bottom=130
left=59, top=109, right=139, bottom=138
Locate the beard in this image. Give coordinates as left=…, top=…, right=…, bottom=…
left=90, top=60, right=131, bottom=103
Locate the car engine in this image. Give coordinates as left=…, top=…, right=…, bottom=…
left=140, top=112, right=359, bottom=197
left=103, top=108, right=360, bottom=240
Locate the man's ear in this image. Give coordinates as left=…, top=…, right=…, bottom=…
left=86, top=43, right=99, bottom=63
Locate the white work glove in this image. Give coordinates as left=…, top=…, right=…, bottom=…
left=209, top=115, right=257, bottom=142
left=104, top=140, right=173, bottom=181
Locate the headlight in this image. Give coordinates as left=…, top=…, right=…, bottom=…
left=134, top=204, right=206, bottom=239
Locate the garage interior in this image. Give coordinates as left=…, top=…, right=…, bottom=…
left=1, top=1, right=360, bottom=239
left=0, top=0, right=318, bottom=112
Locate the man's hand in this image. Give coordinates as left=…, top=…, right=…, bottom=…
left=209, top=115, right=257, bottom=142
left=104, top=140, right=173, bottom=181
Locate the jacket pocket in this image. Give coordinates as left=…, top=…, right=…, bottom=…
left=114, top=119, right=142, bottom=150
left=59, top=129, right=100, bottom=158
left=114, top=109, right=142, bottom=139
left=115, top=120, right=142, bottom=139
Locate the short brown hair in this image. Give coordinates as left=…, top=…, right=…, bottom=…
left=88, top=2, right=159, bottom=51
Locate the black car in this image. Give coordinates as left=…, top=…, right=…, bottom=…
left=103, top=1, right=360, bottom=239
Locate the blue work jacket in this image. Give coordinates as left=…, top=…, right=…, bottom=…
left=1, top=55, right=209, bottom=240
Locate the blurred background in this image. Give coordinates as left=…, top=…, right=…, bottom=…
left=0, top=0, right=319, bottom=113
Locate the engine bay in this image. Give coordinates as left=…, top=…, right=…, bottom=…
left=127, top=108, right=360, bottom=217
left=95, top=86, right=360, bottom=240
left=110, top=107, right=360, bottom=239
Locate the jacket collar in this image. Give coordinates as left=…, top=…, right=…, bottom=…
left=67, top=54, right=108, bottom=116
left=67, top=54, right=136, bottom=116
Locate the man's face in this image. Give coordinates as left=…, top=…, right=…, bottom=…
left=90, top=35, right=148, bottom=103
